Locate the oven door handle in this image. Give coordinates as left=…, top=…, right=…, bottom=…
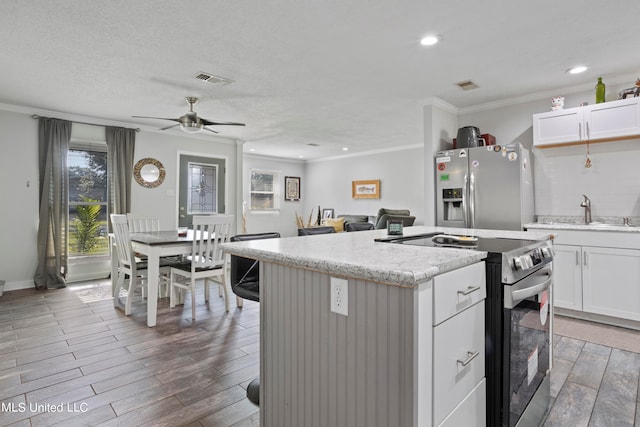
left=504, top=268, right=552, bottom=309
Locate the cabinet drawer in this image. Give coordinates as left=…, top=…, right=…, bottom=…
left=438, top=378, right=486, bottom=427
left=433, top=301, right=485, bottom=426
left=433, top=262, right=486, bottom=325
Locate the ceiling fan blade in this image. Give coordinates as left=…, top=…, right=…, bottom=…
left=132, top=115, right=180, bottom=123
left=202, top=127, right=219, bottom=134
left=158, top=124, right=180, bottom=131
left=200, top=118, right=246, bottom=127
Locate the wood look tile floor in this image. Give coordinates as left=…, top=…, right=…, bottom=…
left=544, top=316, right=640, bottom=427
left=0, top=280, right=260, bottom=427
left=1, top=280, right=639, bottom=426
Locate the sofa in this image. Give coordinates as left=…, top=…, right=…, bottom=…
left=335, top=214, right=374, bottom=232
left=336, top=214, right=370, bottom=225
left=373, top=208, right=416, bottom=229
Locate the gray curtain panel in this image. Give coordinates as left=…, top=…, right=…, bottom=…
left=34, top=118, right=71, bottom=289
left=106, top=126, right=136, bottom=216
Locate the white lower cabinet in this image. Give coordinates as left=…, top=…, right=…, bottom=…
left=550, top=232, right=640, bottom=322
left=438, top=378, right=486, bottom=427
left=433, top=301, right=485, bottom=426
left=582, top=246, right=640, bottom=321
left=431, top=262, right=486, bottom=427
left=553, top=244, right=583, bottom=310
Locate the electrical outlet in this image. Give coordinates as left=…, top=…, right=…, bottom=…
left=330, top=277, right=348, bottom=316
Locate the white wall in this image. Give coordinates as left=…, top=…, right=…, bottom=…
left=242, top=154, right=305, bottom=237
left=304, top=146, right=425, bottom=226
left=459, top=85, right=640, bottom=219
left=5, top=83, right=639, bottom=290
left=423, top=100, right=459, bottom=226
left=0, top=110, right=40, bottom=290
left=130, top=131, right=239, bottom=229
left=0, top=108, right=240, bottom=291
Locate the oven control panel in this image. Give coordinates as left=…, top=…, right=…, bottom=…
left=503, top=241, right=554, bottom=284
left=512, top=246, right=553, bottom=272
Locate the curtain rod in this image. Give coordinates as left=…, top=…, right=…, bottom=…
left=31, top=114, right=140, bottom=132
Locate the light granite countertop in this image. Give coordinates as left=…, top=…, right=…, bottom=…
left=221, top=226, right=553, bottom=287
left=525, top=222, right=640, bottom=233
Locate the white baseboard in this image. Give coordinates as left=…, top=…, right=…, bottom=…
left=3, top=280, right=34, bottom=292
left=1, top=274, right=110, bottom=295
left=556, top=307, right=640, bottom=331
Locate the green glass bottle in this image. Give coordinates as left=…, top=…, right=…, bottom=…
left=595, top=77, right=605, bottom=103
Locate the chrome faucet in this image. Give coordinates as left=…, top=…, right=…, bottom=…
left=580, top=194, right=592, bottom=224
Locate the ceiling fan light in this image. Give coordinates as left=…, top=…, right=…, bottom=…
left=180, top=122, right=203, bottom=133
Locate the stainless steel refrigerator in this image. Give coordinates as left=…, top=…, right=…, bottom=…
left=434, top=143, right=534, bottom=231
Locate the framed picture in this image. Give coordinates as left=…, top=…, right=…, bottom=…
left=322, top=208, right=334, bottom=219
left=284, top=176, right=301, bottom=201
left=352, top=179, right=380, bottom=199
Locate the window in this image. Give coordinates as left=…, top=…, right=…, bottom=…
left=250, top=169, right=280, bottom=210
left=187, top=162, right=218, bottom=214
left=68, top=145, right=109, bottom=258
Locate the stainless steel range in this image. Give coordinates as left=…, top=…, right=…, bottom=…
left=376, top=232, right=554, bottom=427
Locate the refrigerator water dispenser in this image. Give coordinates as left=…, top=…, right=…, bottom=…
left=442, top=188, right=464, bottom=222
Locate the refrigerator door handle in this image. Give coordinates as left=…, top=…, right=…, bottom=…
left=469, top=171, right=476, bottom=229
left=462, top=172, right=469, bottom=227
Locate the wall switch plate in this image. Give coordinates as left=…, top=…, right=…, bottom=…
left=330, top=277, right=348, bottom=316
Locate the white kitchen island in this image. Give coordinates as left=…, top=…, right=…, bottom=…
left=222, top=226, right=551, bottom=427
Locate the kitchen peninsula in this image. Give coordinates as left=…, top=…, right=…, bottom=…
left=222, top=226, right=552, bottom=427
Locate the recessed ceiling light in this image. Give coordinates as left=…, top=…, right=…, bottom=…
left=420, top=35, right=439, bottom=46
left=249, top=148, right=255, bottom=152
left=342, top=147, right=349, bottom=151
left=567, top=66, right=588, bottom=74
left=298, top=155, right=304, bottom=158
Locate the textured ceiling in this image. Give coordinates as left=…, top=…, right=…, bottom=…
left=0, top=0, right=638, bottom=159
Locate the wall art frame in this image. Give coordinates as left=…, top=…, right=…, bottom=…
left=352, top=179, right=380, bottom=199
left=284, top=176, right=301, bottom=201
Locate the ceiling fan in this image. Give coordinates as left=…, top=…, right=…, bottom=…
left=133, top=97, right=245, bottom=134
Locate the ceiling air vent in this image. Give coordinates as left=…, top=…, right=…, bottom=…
left=307, top=143, right=320, bottom=147
left=194, top=72, right=234, bottom=86
left=456, top=80, right=479, bottom=91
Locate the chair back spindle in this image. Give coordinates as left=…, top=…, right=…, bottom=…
left=127, top=214, right=161, bottom=233
left=191, top=215, right=233, bottom=272
left=111, top=214, right=136, bottom=271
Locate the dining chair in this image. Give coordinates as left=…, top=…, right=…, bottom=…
left=229, top=232, right=281, bottom=308
left=110, top=214, right=147, bottom=315
left=169, top=215, right=234, bottom=322
left=228, top=231, right=280, bottom=406
left=297, top=226, right=336, bottom=236
left=126, top=213, right=180, bottom=298
left=345, top=222, right=375, bottom=231
left=126, top=213, right=161, bottom=232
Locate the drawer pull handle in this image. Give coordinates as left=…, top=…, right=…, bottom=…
left=457, top=350, right=480, bottom=367
left=457, top=286, right=481, bottom=296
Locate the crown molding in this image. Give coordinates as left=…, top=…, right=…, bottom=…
left=421, top=97, right=458, bottom=114
left=244, top=152, right=305, bottom=164
left=0, top=102, right=237, bottom=145
left=306, top=143, right=423, bottom=163
left=458, top=71, right=640, bottom=115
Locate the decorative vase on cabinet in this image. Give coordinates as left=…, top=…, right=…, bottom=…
left=595, top=77, right=606, bottom=103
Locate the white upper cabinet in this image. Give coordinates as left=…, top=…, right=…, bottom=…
left=533, top=108, right=582, bottom=146
left=533, top=97, right=640, bottom=147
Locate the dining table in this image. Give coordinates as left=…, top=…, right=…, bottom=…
left=111, top=230, right=195, bottom=327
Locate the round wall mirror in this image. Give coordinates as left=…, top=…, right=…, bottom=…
left=134, top=158, right=166, bottom=188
